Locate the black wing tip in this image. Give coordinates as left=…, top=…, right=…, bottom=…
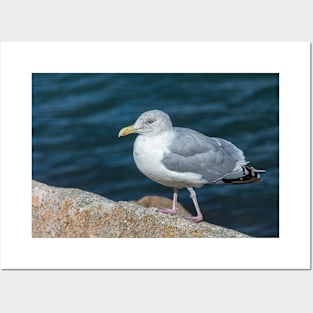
left=222, top=165, right=265, bottom=185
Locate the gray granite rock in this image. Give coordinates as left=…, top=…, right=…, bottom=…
left=32, top=180, right=250, bottom=238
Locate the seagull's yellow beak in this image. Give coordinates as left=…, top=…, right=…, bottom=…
left=118, top=125, right=138, bottom=137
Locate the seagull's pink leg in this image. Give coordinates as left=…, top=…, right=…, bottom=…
left=185, top=187, right=203, bottom=222
left=157, top=188, right=179, bottom=215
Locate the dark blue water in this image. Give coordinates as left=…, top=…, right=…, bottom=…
left=32, top=73, right=279, bottom=237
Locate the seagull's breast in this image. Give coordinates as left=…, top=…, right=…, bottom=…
left=133, top=133, right=172, bottom=183
left=133, top=132, right=205, bottom=188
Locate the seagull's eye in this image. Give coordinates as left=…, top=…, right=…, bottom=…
left=147, top=119, right=154, bottom=124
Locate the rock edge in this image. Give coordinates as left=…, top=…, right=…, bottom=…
left=32, top=180, right=250, bottom=238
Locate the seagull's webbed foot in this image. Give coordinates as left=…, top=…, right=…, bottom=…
left=186, top=187, right=204, bottom=223
left=156, top=188, right=179, bottom=216
left=185, top=215, right=203, bottom=223
left=157, top=208, right=177, bottom=215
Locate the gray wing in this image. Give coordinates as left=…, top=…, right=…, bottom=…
left=162, top=127, right=246, bottom=183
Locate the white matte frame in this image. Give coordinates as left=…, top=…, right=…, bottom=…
left=0, top=42, right=311, bottom=269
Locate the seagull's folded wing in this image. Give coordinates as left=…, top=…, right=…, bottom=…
left=162, top=127, right=247, bottom=184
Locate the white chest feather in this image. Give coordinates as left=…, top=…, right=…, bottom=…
left=133, top=132, right=205, bottom=188
left=133, top=133, right=171, bottom=181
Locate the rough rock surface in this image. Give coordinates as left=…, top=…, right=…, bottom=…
left=137, top=195, right=191, bottom=217
left=32, top=180, right=250, bottom=238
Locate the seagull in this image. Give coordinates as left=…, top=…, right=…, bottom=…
left=118, top=110, right=265, bottom=222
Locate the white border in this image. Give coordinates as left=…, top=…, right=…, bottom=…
left=0, top=42, right=310, bottom=269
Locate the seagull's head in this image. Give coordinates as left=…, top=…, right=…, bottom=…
left=118, top=110, right=173, bottom=137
